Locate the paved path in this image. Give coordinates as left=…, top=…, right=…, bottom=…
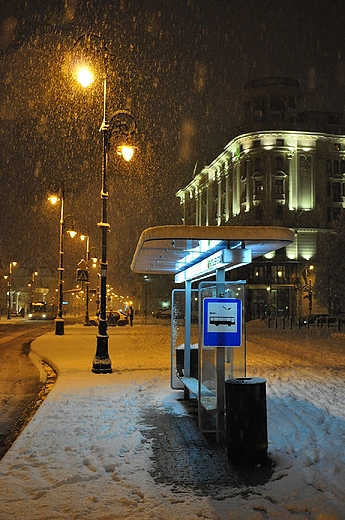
left=0, top=322, right=54, bottom=458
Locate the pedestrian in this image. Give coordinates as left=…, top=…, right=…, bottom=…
left=128, top=306, right=134, bottom=327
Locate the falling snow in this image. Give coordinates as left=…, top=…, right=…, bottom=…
left=1, top=1, right=345, bottom=292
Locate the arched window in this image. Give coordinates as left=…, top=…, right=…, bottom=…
left=252, top=172, right=264, bottom=199
left=273, top=171, right=286, bottom=199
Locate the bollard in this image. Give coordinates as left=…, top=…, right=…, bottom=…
left=225, top=377, right=268, bottom=464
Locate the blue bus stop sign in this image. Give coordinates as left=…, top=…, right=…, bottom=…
left=203, top=297, right=242, bottom=347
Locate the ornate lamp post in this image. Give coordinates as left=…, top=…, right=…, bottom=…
left=6, top=261, right=17, bottom=319
left=48, top=180, right=77, bottom=335
left=72, top=34, right=137, bottom=374
left=28, top=271, right=39, bottom=306
left=80, top=233, right=91, bottom=326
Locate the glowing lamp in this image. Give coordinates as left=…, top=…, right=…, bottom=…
left=117, top=145, right=135, bottom=162
left=49, top=195, right=59, bottom=205
left=75, top=65, right=94, bottom=88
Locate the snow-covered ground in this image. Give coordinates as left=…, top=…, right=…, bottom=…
left=0, top=319, right=344, bottom=519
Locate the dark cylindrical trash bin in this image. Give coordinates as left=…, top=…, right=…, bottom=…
left=55, top=318, right=64, bottom=336
left=225, top=377, right=268, bottom=464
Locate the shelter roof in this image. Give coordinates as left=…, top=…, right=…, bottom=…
left=130, top=225, right=294, bottom=279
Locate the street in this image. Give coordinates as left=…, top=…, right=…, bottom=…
left=0, top=320, right=55, bottom=458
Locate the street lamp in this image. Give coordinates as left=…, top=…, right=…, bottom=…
left=301, top=264, right=314, bottom=316
left=48, top=180, right=78, bottom=335
left=6, top=261, right=17, bottom=319
left=28, top=271, right=39, bottom=306
left=80, top=233, right=92, bottom=326
left=73, top=34, right=137, bottom=374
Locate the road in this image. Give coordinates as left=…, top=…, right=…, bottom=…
left=0, top=320, right=55, bottom=459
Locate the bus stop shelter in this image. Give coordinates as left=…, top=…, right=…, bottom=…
left=131, top=225, right=294, bottom=441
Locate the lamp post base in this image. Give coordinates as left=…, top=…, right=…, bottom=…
left=55, top=317, right=64, bottom=335
left=92, top=332, right=112, bottom=373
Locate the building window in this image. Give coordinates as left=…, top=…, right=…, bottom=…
left=254, top=178, right=264, bottom=196
left=327, top=160, right=332, bottom=173
left=255, top=157, right=262, bottom=171
left=252, top=172, right=264, bottom=199
left=334, top=160, right=339, bottom=174
left=275, top=204, right=284, bottom=220
left=327, top=181, right=331, bottom=197
left=213, top=196, right=218, bottom=221
left=274, top=178, right=284, bottom=195
left=253, top=140, right=261, bottom=148
left=272, top=170, right=286, bottom=201
left=255, top=205, right=263, bottom=221
left=334, top=143, right=341, bottom=151
left=332, top=181, right=342, bottom=202
left=276, top=139, right=285, bottom=147
left=341, top=160, right=345, bottom=173
left=272, top=265, right=286, bottom=283
left=275, top=156, right=283, bottom=171
left=327, top=206, right=342, bottom=223
left=241, top=181, right=247, bottom=203
left=221, top=192, right=226, bottom=219
left=333, top=207, right=341, bottom=220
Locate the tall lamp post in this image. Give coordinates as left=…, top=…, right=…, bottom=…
left=80, top=233, right=91, bottom=326
left=48, top=180, right=77, bottom=335
left=28, top=271, right=39, bottom=307
left=6, top=261, right=17, bottom=319
left=72, top=34, right=137, bottom=374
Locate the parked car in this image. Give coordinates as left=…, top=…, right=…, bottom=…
left=152, top=308, right=164, bottom=318
left=107, top=310, right=129, bottom=326
left=159, top=309, right=172, bottom=319
left=89, top=311, right=129, bottom=326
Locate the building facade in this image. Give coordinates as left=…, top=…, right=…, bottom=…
left=176, top=77, right=345, bottom=321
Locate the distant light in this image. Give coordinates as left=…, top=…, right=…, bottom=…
left=67, top=230, right=77, bottom=239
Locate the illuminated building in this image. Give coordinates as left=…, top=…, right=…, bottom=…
left=176, top=77, right=345, bottom=320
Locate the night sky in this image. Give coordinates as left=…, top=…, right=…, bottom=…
left=1, top=0, right=345, bottom=293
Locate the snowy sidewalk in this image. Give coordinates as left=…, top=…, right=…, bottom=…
left=0, top=322, right=344, bottom=519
